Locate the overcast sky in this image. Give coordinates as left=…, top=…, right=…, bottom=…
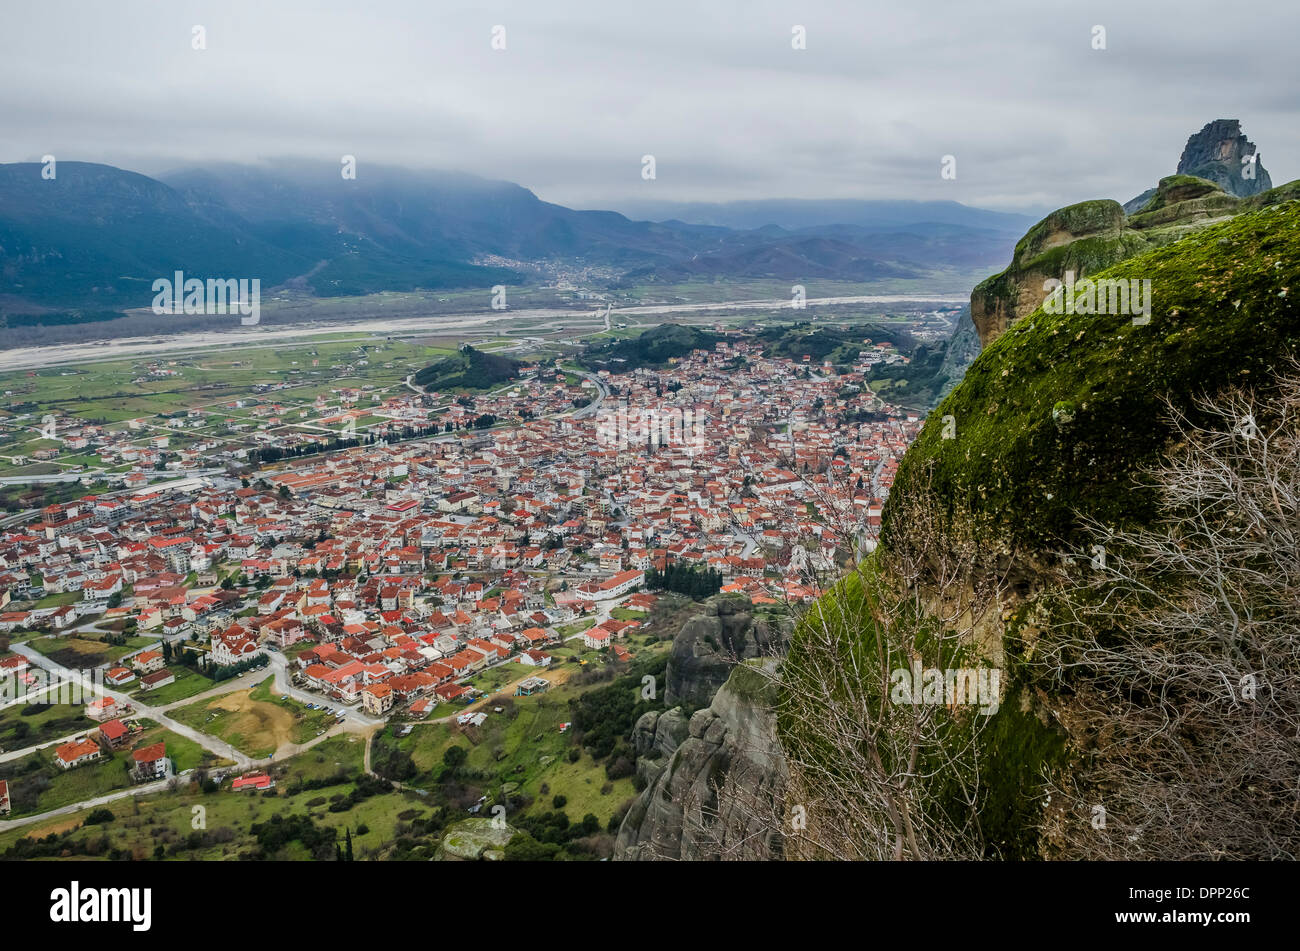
left=2, top=0, right=1295, bottom=215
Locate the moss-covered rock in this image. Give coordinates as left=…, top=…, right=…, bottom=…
left=775, top=568, right=1067, bottom=859
left=972, top=178, right=1299, bottom=347
left=887, top=199, right=1300, bottom=561
left=1127, top=176, right=1239, bottom=231
left=1133, top=174, right=1223, bottom=214
left=972, top=200, right=1142, bottom=345
left=778, top=194, right=1299, bottom=858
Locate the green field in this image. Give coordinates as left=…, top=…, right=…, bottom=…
left=609, top=607, right=650, bottom=621
left=0, top=734, right=406, bottom=860
left=0, top=723, right=229, bottom=818
left=381, top=677, right=637, bottom=827
left=0, top=640, right=673, bottom=858
left=0, top=337, right=461, bottom=479
left=128, top=665, right=216, bottom=705
left=0, top=701, right=92, bottom=753
left=461, top=661, right=532, bottom=695
left=27, top=633, right=156, bottom=669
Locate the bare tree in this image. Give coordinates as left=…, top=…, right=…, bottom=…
left=696, top=462, right=1011, bottom=861
left=1035, top=378, right=1300, bottom=859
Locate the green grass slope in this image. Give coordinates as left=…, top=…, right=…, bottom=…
left=413, top=345, right=523, bottom=391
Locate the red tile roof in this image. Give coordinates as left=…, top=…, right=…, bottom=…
left=132, top=742, right=166, bottom=763
left=98, top=719, right=128, bottom=741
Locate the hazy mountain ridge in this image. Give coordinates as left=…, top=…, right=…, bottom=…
left=601, top=197, right=1034, bottom=233
left=1, top=160, right=1027, bottom=322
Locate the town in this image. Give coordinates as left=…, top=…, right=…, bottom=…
left=0, top=324, right=922, bottom=834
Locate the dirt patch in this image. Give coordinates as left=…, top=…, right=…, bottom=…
left=208, top=690, right=298, bottom=755
left=22, top=814, right=83, bottom=838
left=46, top=645, right=110, bottom=669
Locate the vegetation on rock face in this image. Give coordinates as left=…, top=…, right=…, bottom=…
left=970, top=199, right=1143, bottom=344
left=775, top=187, right=1299, bottom=861
left=972, top=176, right=1300, bottom=347
left=1132, top=175, right=1221, bottom=214
left=1012, top=199, right=1127, bottom=264
left=885, top=199, right=1300, bottom=561
left=1028, top=381, right=1300, bottom=859
left=772, top=528, right=1065, bottom=859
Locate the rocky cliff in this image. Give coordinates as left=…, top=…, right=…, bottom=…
left=615, top=596, right=788, bottom=861
left=936, top=306, right=982, bottom=400
left=973, top=120, right=1281, bottom=346
left=785, top=119, right=1300, bottom=856
left=896, top=193, right=1300, bottom=564
left=1124, top=119, right=1272, bottom=212
left=615, top=126, right=1300, bottom=862
left=662, top=593, right=778, bottom=710
left=1175, top=118, right=1272, bottom=197
left=969, top=197, right=1146, bottom=345
left=615, top=662, right=787, bottom=861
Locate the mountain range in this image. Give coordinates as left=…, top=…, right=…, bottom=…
left=0, top=160, right=1029, bottom=324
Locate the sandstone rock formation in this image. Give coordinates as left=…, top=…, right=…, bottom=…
left=663, top=593, right=776, bottom=709
left=615, top=662, right=787, bottom=861
left=974, top=120, right=1283, bottom=347
left=969, top=197, right=1145, bottom=345
left=1175, top=118, right=1272, bottom=197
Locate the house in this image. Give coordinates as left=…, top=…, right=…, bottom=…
left=582, top=626, right=612, bottom=650
left=360, top=682, right=394, bottom=717
left=139, top=669, right=176, bottom=691
left=517, top=648, right=552, bottom=668
left=434, top=682, right=471, bottom=703
left=105, top=666, right=136, bottom=687
left=86, top=696, right=127, bottom=722
left=54, top=737, right=102, bottom=769
left=131, top=742, right=168, bottom=780
left=514, top=676, right=549, bottom=697
left=0, top=779, right=9, bottom=815
left=231, top=773, right=274, bottom=791
left=574, top=569, right=645, bottom=602
left=0, top=655, right=30, bottom=678
left=96, top=718, right=131, bottom=750
left=132, top=649, right=165, bottom=674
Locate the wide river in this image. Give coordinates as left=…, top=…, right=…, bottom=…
left=0, top=294, right=967, bottom=372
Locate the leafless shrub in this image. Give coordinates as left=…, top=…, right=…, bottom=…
left=1036, top=378, right=1300, bottom=859
left=696, top=465, right=1011, bottom=860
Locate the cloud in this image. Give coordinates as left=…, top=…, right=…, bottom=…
left=1, top=0, right=1295, bottom=212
